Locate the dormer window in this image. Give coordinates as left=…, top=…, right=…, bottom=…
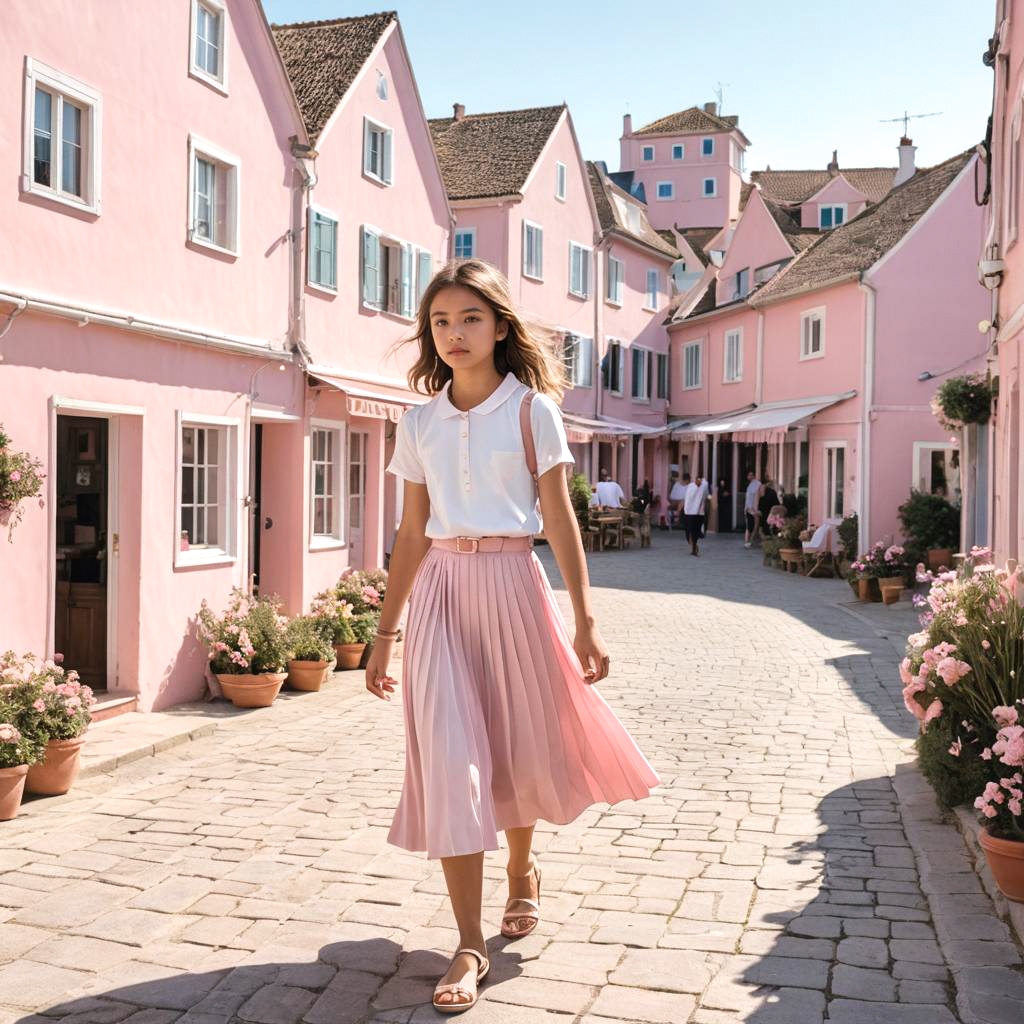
left=189, top=0, right=228, bottom=93
left=819, top=204, right=847, bottom=229
left=701, top=137, right=714, bottom=158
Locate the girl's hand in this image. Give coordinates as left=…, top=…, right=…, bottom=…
left=365, top=640, right=399, bottom=701
left=574, top=624, right=610, bottom=684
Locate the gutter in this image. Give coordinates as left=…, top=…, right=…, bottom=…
left=858, top=279, right=877, bottom=551
left=749, top=270, right=862, bottom=309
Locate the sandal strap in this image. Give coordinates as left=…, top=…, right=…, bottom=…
left=455, top=947, right=489, bottom=975
left=506, top=860, right=539, bottom=879
left=435, top=983, right=474, bottom=997
left=503, top=897, right=540, bottom=914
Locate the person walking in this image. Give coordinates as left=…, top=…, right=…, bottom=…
left=716, top=477, right=733, bottom=533
left=743, top=470, right=763, bottom=548
left=758, top=478, right=780, bottom=533
left=593, top=468, right=628, bottom=509
left=682, top=473, right=709, bottom=556
left=365, top=259, right=660, bottom=1014
left=668, top=472, right=687, bottom=529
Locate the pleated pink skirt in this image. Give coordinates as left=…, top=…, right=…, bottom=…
left=387, top=543, right=661, bottom=859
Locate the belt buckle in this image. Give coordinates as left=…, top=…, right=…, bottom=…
left=455, top=536, right=479, bottom=554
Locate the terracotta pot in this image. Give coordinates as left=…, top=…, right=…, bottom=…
left=927, top=548, right=953, bottom=572
left=857, top=578, right=882, bottom=602
left=0, top=764, right=29, bottom=820
left=26, top=736, right=87, bottom=796
left=878, top=575, right=905, bottom=590
left=881, top=584, right=904, bottom=606
left=334, top=643, right=366, bottom=670
left=286, top=659, right=331, bottom=692
left=215, top=672, right=286, bottom=708
left=979, top=827, right=1024, bottom=902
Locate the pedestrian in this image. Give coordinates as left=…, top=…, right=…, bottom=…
left=716, top=477, right=733, bottom=533
left=743, top=470, right=763, bottom=548
left=758, top=478, right=780, bottom=533
left=633, top=478, right=653, bottom=513
left=668, top=472, right=687, bottom=528
left=364, top=259, right=660, bottom=1014
left=682, top=473, right=709, bottom=555
left=594, top=468, right=628, bottom=509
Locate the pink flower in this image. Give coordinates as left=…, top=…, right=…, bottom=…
left=983, top=781, right=1005, bottom=803
left=903, top=679, right=927, bottom=721
left=9, top=471, right=20, bottom=482
left=936, top=657, right=971, bottom=686
left=993, top=706, right=1020, bottom=727
left=982, top=747, right=993, bottom=760
left=899, top=658, right=913, bottom=685
left=42, top=680, right=56, bottom=693
left=0, top=723, right=21, bottom=743
left=981, top=804, right=998, bottom=818
left=1010, top=798, right=1022, bottom=817
left=948, top=739, right=962, bottom=757
left=923, top=699, right=944, bottom=725
left=982, top=640, right=991, bottom=650
left=32, top=700, right=45, bottom=712
left=993, top=725, right=1024, bottom=767
left=53, top=652, right=64, bottom=664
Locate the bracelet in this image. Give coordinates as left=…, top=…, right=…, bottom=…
left=375, top=629, right=400, bottom=640
left=376, top=626, right=400, bottom=636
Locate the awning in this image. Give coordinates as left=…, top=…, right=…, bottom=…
left=562, top=412, right=665, bottom=444
left=308, top=371, right=427, bottom=422
left=693, top=393, right=854, bottom=442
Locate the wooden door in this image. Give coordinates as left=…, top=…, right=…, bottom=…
left=55, top=582, right=107, bottom=687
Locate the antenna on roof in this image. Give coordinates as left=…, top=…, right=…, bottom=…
left=714, top=81, right=729, bottom=114
left=879, top=110, right=942, bottom=136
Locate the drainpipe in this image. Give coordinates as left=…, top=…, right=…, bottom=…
left=755, top=308, right=765, bottom=404
left=858, top=279, right=877, bottom=552
left=289, top=138, right=318, bottom=367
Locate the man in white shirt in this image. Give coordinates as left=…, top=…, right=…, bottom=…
left=743, top=471, right=763, bottom=548
left=682, top=474, right=710, bottom=556
left=593, top=469, right=627, bottom=509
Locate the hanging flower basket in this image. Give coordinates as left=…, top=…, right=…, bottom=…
left=0, top=425, right=45, bottom=541
left=931, top=374, right=993, bottom=432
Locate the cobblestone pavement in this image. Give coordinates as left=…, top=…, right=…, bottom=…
left=2, top=532, right=1023, bottom=1023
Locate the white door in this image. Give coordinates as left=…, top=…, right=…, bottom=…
left=348, top=429, right=368, bottom=562
left=824, top=444, right=845, bottom=519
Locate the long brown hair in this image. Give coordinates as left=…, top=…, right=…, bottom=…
left=391, top=259, right=568, bottom=402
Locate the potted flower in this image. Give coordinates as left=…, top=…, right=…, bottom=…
left=334, top=569, right=388, bottom=669
left=850, top=542, right=901, bottom=601
left=837, top=512, right=859, bottom=575
left=0, top=662, right=46, bottom=819
left=0, top=425, right=46, bottom=541
left=932, top=373, right=992, bottom=433
left=898, top=490, right=960, bottom=572
left=197, top=589, right=289, bottom=708
left=311, top=590, right=363, bottom=669
left=284, top=614, right=335, bottom=692
left=777, top=515, right=806, bottom=570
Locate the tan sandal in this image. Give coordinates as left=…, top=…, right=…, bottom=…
left=432, top=946, right=490, bottom=1014
left=500, top=858, right=542, bottom=939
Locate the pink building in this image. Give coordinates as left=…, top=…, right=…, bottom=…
left=618, top=103, right=750, bottom=231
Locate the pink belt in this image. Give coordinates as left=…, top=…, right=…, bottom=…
left=432, top=536, right=534, bottom=554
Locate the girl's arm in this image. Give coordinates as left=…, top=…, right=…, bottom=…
left=538, top=468, right=610, bottom=684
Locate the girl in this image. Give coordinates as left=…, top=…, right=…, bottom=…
left=364, top=260, right=660, bottom=1014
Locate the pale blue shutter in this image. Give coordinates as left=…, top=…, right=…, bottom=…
left=324, top=215, right=337, bottom=290
left=417, top=249, right=432, bottom=306
left=382, top=130, right=393, bottom=184
left=362, top=227, right=380, bottom=306
left=307, top=209, right=316, bottom=285
left=400, top=244, right=413, bottom=317
left=537, top=227, right=543, bottom=278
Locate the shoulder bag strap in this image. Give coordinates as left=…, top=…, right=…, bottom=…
left=519, top=390, right=539, bottom=482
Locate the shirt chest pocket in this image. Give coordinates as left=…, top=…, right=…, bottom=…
left=490, top=449, right=533, bottom=499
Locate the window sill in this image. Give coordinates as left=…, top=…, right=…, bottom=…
left=568, top=290, right=590, bottom=301
left=799, top=351, right=825, bottom=362
left=605, top=298, right=623, bottom=308
left=570, top=381, right=594, bottom=390
left=722, top=378, right=743, bottom=385
left=307, top=281, right=338, bottom=298
left=522, top=272, right=544, bottom=283
left=188, top=66, right=229, bottom=96
left=362, top=170, right=393, bottom=188
left=632, top=397, right=651, bottom=404
left=309, top=538, right=347, bottom=552
left=682, top=384, right=703, bottom=392
left=188, top=234, right=239, bottom=259
left=643, top=304, right=658, bottom=313
left=655, top=196, right=674, bottom=202
left=175, top=550, right=237, bottom=570
left=21, top=180, right=99, bottom=216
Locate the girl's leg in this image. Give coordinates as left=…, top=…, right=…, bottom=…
left=504, top=824, right=540, bottom=932
left=435, top=851, right=487, bottom=1006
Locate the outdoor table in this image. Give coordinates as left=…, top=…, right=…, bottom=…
left=594, top=514, right=624, bottom=550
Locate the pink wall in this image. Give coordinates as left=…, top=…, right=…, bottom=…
left=449, top=203, right=510, bottom=274
left=799, top=176, right=869, bottom=229
left=717, top=190, right=795, bottom=305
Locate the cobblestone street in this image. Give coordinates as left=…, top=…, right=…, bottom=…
left=2, top=531, right=1023, bottom=1023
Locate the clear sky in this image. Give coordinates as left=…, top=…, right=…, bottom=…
left=261, top=0, right=994, bottom=174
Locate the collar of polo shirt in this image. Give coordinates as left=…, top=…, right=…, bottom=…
left=437, top=372, right=522, bottom=418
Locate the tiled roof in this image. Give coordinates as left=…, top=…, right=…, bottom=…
left=762, top=196, right=822, bottom=253
left=753, top=150, right=972, bottom=304
left=750, top=166, right=897, bottom=205
left=428, top=105, right=565, bottom=200
left=664, top=278, right=717, bottom=325
left=677, top=227, right=719, bottom=267
left=635, top=106, right=741, bottom=137
left=271, top=12, right=396, bottom=143
left=586, top=162, right=678, bottom=258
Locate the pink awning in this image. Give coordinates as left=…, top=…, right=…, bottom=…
left=309, top=372, right=426, bottom=422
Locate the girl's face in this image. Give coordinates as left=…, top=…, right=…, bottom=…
left=429, top=285, right=508, bottom=373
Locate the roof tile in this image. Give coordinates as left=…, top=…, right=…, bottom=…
left=635, top=106, right=740, bottom=137
left=587, top=162, right=678, bottom=258
left=750, top=166, right=897, bottom=205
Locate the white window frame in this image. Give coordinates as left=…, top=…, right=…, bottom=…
left=189, top=0, right=229, bottom=95
left=523, top=220, right=544, bottom=281
left=641, top=145, right=655, bottom=162
left=644, top=268, right=660, bottom=311
left=454, top=227, right=475, bottom=260
left=310, top=420, right=346, bottom=549
left=605, top=339, right=625, bottom=396
left=702, top=137, right=714, bottom=158
left=631, top=345, right=652, bottom=403
left=683, top=340, right=703, bottom=390
left=800, top=306, right=826, bottom=360
left=376, top=70, right=389, bottom=100
left=824, top=442, right=847, bottom=520
left=563, top=333, right=594, bottom=388
left=734, top=268, right=749, bottom=300
left=361, top=223, right=427, bottom=319
left=656, top=352, right=669, bottom=400
left=568, top=241, right=592, bottom=298
left=1009, top=102, right=1022, bottom=248
left=363, top=116, right=393, bottom=186
left=911, top=441, right=960, bottom=499
left=703, top=177, right=717, bottom=198
left=306, top=203, right=338, bottom=294
left=655, top=181, right=674, bottom=201
left=555, top=161, right=567, bottom=201
left=723, top=328, right=743, bottom=383
left=174, top=411, right=240, bottom=569
left=819, top=203, right=847, bottom=230
left=672, top=143, right=685, bottom=161
left=22, top=57, right=103, bottom=215
left=187, top=134, right=240, bottom=256
left=606, top=254, right=625, bottom=306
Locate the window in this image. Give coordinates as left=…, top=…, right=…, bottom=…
left=724, top=328, right=743, bottom=383
left=734, top=267, right=749, bottom=300
left=702, top=137, right=714, bottom=157
left=569, top=242, right=591, bottom=298
left=603, top=340, right=625, bottom=394
left=819, top=204, right=846, bottom=229
left=454, top=228, right=475, bottom=260
left=656, top=353, right=669, bottom=399
left=800, top=307, right=825, bottom=359
left=23, top=58, right=102, bottom=214
left=307, top=207, right=337, bottom=291
left=703, top=177, right=717, bottom=197
left=641, top=145, right=655, bottom=161
left=912, top=442, right=960, bottom=501
left=361, top=225, right=431, bottom=318
left=656, top=181, right=674, bottom=200
left=311, top=424, right=344, bottom=543
left=562, top=333, right=593, bottom=387
left=187, top=135, right=240, bottom=254
left=1010, top=105, right=1022, bottom=246
left=363, top=117, right=393, bottom=185
left=190, top=0, right=228, bottom=92
left=672, top=143, right=685, bottom=160
left=555, top=161, right=567, bottom=200
left=631, top=346, right=651, bottom=401
left=417, top=249, right=433, bottom=306
left=645, top=269, right=659, bottom=310
left=523, top=221, right=543, bottom=279
left=683, top=341, right=702, bottom=390
left=825, top=444, right=846, bottom=519
left=176, top=414, right=237, bottom=567
left=754, top=259, right=787, bottom=285
left=376, top=71, right=388, bottom=100
left=606, top=254, right=624, bottom=305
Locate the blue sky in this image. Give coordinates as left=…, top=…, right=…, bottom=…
left=261, top=0, right=994, bottom=173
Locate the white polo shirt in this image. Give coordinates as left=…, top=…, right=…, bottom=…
left=594, top=480, right=626, bottom=507
left=683, top=480, right=709, bottom=516
left=386, top=372, right=574, bottom=539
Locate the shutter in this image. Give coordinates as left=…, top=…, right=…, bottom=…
left=522, top=221, right=529, bottom=275
left=382, top=130, right=393, bottom=184
left=326, top=217, right=337, bottom=290
left=363, top=119, right=372, bottom=176
left=582, top=248, right=589, bottom=296
left=617, top=345, right=625, bottom=392
left=417, top=249, right=432, bottom=305
left=361, top=226, right=380, bottom=306
left=401, top=244, right=413, bottom=317
left=537, top=227, right=543, bottom=278
left=647, top=351, right=652, bottom=398
left=307, top=209, right=316, bottom=285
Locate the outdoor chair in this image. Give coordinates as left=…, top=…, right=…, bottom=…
left=802, top=518, right=843, bottom=578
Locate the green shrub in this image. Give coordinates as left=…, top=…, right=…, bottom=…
left=898, top=490, right=959, bottom=556
left=285, top=615, right=335, bottom=662
left=837, top=512, right=858, bottom=560
left=782, top=492, right=807, bottom=518
left=933, top=373, right=992, bottom=431
left=915, top=714, right=988, bottom=810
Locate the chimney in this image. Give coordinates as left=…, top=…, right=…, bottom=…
left=704, top=101, right=717, bottom=116
left=827, top=149, right=839, bottom=175
left=622, top=112, right=632, bottom=136
left=894, top=136, right=917, bottom=186
left=453, top=103, right=465, bottom=121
